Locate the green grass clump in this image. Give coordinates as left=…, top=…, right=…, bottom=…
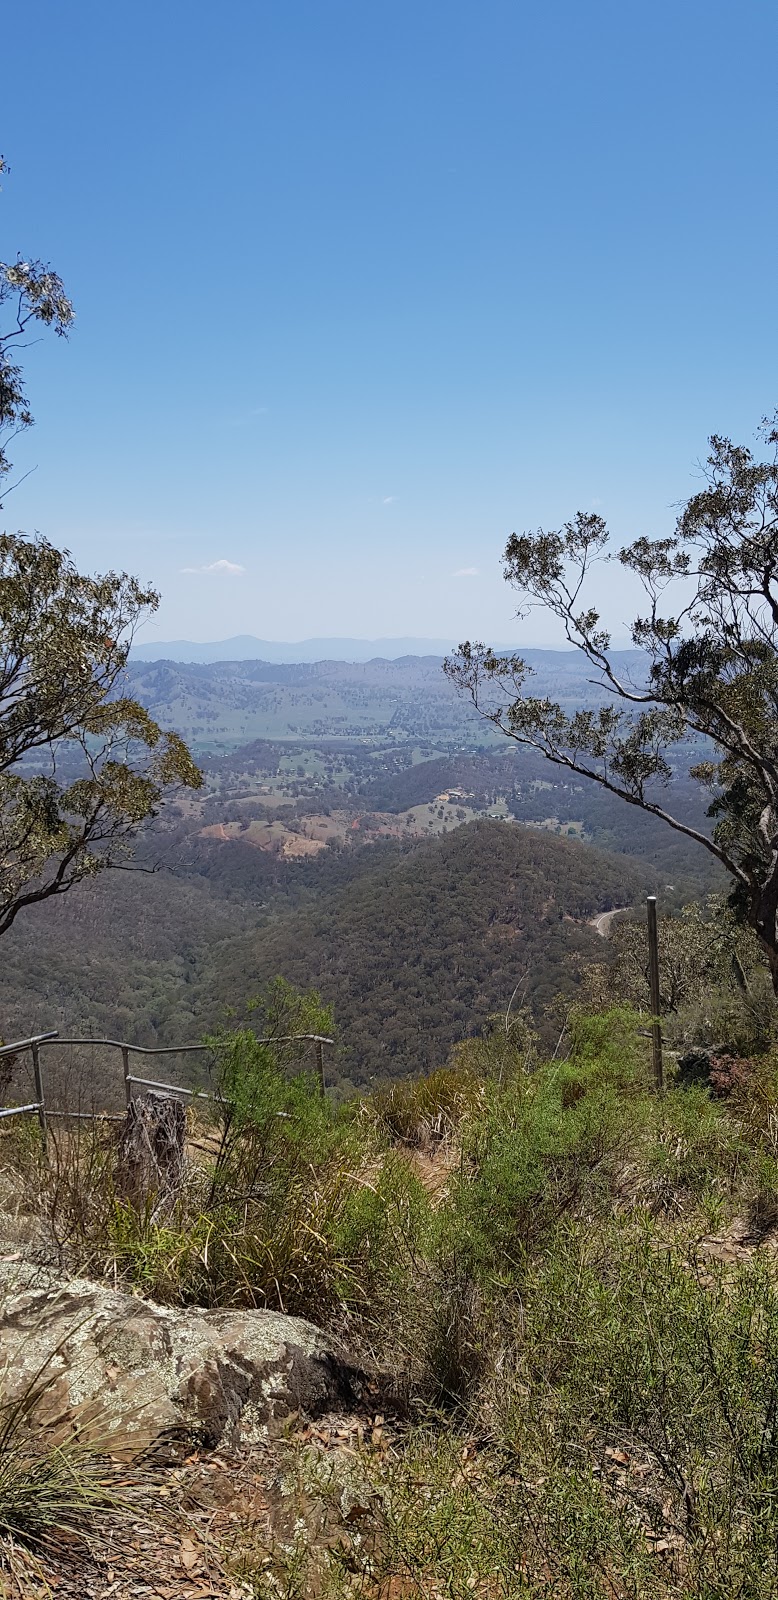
left=369, top=1064, right=485, bottom=1145
left=103, top=1153, right=429, bottom=1320
left=38, top=1024, right=431, bottom=1322
left=0, top=1363, right=123, bottom=1549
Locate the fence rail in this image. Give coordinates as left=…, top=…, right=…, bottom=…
left=0, top=1030, right=335, bottom=1154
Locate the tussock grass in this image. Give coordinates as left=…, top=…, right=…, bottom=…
left=369, top=1064, right=486, bottom=1147
left=31, top=1030, right=432, bottom=1323
left=0, top=1359, right=123, bottom=1549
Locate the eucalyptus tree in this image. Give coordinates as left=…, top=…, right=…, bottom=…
left=0, top=534, right=202, bottom=936
left=445, top=418, right=778, bottom=987
left=0, top=157, right=201, bottom=936
left=0, top=155, right=74, bottom=505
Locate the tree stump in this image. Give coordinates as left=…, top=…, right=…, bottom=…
left=117, top=1092, right=186, bottom=1210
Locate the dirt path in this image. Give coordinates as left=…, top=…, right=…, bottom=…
left=589, top=906, right=628, bottom=938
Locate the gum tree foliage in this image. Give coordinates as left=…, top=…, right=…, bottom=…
left=0, top=156, right=74, bottom=506
left=445, top=418, right=778, bottom=987
left=0, top=157, right=201, bottom=936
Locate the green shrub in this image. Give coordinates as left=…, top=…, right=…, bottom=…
left=254, top=1215, right=778, bottom=1597
left=493, top=1220, right=778, bottom=1593
left=440, top=1032, right=642, bottom=1286
left=643, top=1083, right=751, bottom=1207
left=567, top=1005, right=650, bottom=1086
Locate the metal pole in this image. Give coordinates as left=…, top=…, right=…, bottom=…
left=646, top=896, right=664, bottom=1094
left=316, top=1039, right=325, bottom=1099
left=121, top=1046, right=132, bottom=1108
left=30, top=1041, right=48, bottom=1157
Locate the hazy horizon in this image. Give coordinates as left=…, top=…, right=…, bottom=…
left=128, top=631, right=640, bottom=664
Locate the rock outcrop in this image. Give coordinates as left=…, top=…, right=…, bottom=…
left=0, top=1259, right=359, bottom=1459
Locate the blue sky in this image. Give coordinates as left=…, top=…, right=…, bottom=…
left=2, top=0, right=777, bottom=648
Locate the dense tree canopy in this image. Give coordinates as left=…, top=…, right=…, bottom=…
left=446, top=418, right=778, bottom=987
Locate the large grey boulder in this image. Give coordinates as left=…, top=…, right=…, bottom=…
left=0, top=1259, right=359, bottom=1459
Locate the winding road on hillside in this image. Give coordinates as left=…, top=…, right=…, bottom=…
left=589, top=907, right=628, bottom=938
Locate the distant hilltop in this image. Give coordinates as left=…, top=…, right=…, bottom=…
left=129, top=634, right=634, bottom=665
left=131, top=634, right=481, bottom=664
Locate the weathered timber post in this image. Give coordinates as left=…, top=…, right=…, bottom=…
left=117, top=1092, right=186, bottom=1209
left=121, top=1045, right=132, bottom=1108
left=30, top=1041, right=48, bottom=1157
left=316, top=1038, right=326, bottom=1099
left=646, top=895, right=664, bottom=1094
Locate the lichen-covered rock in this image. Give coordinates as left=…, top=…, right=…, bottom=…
left=0, top=1260, right=359, bottom=1459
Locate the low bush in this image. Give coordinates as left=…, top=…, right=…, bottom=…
left=669, top=967, right=778, bottom=1059
left=240, top=1217, right=778, bottom=1598
left=438, top=1016, right=646, bottom=1288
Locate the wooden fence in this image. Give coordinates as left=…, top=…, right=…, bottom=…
left=0, top=1030, right=335, bottom=1155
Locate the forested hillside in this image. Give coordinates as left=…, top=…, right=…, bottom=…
left=3, top=648, right=721, bottom=1092
left=1, top=819, right=652, bottom=1090
left=208, top=820, right=653, bottom=1085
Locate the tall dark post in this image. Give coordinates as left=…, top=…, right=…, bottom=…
left=30, top=1041, right=48, bottom=1157
left=122, top=1045, right=132, bottom=1108
left=316, top=1039, right=325, bottom=1099
left=646, top=895, right=664, bottom=1094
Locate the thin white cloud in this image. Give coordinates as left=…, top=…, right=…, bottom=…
left=452, top=566, right=479, bottom=578
left=382, top=495, right=395, bottom=505
left=181, top=559, right=246, bottom=576
left=226, top=405, right=269, bottom=427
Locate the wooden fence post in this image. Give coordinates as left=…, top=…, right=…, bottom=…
left=30, top=1041, right=48, bottom=1157
left=646, top=895, right=664, bottom=1094
left=316, top=1039, right=326, bottom=1099
left=122, top=1046, right=132, bottom=1108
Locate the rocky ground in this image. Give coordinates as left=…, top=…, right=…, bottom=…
left=0, top=1261, right=398, bottom=1599
left=2, top=1413, right=399, bottom=1599
left=0, top=1259, right=363, bottom=1458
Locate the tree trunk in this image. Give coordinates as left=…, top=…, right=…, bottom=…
left=750, top=886, right=778, bottom=996
left=769, top=948, right=778, bottom=998
left=117, top=1091, right=186, bottom=1211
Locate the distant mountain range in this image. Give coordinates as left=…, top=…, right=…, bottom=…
left=124, top=649, right=648, bottom=757
left=130, top=635, right=477, bottom=663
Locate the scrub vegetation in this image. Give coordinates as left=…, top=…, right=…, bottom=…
left=6, top=1002, right=778, bottom=1594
